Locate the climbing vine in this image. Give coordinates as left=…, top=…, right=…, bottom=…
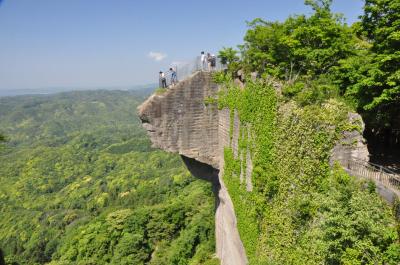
left=215, top=72, right=399, bottom=264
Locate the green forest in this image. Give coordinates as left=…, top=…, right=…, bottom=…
left=1, top=0, right=399, bottom=264
left=0, top=90, right=217, bottom=265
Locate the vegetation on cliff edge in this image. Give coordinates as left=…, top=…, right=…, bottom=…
left=215, top=0, right=400, bottom=263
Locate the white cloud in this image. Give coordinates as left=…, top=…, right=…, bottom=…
left=148, top=51, right=167, bottom=61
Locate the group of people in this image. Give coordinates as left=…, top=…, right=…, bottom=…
left=157, top=51, right=217, bottom=89
left=159, top=67, right=177, bottom=89
left=200, top=51, right=216, bottom=71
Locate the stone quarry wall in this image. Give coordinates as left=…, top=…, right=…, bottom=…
left=219, top=109, right=253, bottom=191
left=138, top=71, right=248, bottom=265
left=138, top=71, right=380, bottom=265
left=138, top=72, right=220, bottom=168
left=330, top=113, right=370, bottom=164
left=330, top=113, right=400, bottom=204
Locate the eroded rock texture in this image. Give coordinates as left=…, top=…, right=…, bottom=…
left=331, top=113, right=400, bottom=203
left=137, top=71, right=387, bottom=264
left=331, top=112, right=369, bottom=164
left=138, top=72, right=220, bottom=168
left=138, top=71, right=248, bottom=265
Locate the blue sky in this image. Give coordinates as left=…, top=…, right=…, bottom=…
left=0, top=0, right=364, bottom=90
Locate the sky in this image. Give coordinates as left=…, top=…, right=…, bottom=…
left=0, top=0, right=364, bottom=90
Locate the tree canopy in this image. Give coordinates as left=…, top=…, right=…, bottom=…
left=224, top=0, right=399, bottom=130
left=0, top=91, right=218, bottom=265
left=240, top=0, right=354, bottom=80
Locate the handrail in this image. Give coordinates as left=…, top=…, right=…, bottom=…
left=343, top=157, right=400, bottom=193
left=158, top=56, right=226, bottom=88
left=350, top=157, right=399, bottom=175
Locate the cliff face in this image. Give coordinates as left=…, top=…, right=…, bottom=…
left=138, top=72, right=220, bottom=168
left=331, top=113, right=400, bottom=203
left=138, top=71, right=248, bottom=265
left=330, top=112, right=369, bottom=164
left=138, top=71, right=388, bottom=264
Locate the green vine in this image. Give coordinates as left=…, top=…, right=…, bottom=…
left=218, top=73, right=399, bottom=264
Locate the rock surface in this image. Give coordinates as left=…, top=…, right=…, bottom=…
left=331, top=112, right=370, bottom=164
left=138, top=71, right=248, bottom=265
left=138, top=72, right=220, bottom=168
left=331, top=113, right=400, bottom=204
left=138, top=70, right=394, bottom=264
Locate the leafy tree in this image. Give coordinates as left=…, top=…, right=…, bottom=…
left=218, top=47, right=239, bottom=65
left=241, top=0, right=355, bottom=80
left=360, top=0, right=399, bottom=126
left=304, top=0, right=332, bottom=11
left=334, top=0, right=399, bottom=129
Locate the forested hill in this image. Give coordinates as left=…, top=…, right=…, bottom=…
left=0, top=90, right=218, bottom=265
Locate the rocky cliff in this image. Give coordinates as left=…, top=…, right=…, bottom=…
left=330, top=112, right=369, bottom=165
left=138, top=71, right=248, bottom=265
left=138, top=72, right=220, bottom=168
left=138, top=71, right=390, bottom=265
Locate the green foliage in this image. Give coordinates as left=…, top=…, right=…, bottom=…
left=217, top=47, right=239, bottom=70
left=155, top=87, right=167, bottom=94
left=361, top=0, right=400, bottom=113
left=218, top=47, right=239, bottom=65
left=283, top=76, right=340, bottom=106
left=241, top=1, right=354, bottom=79
left=333, top=0, right=400, bottom=128
left=319, top=166, right=398, bottom=264
left=213, top=0, right=400, bottom=263
left=221, top=0, right=399, bottom=129
left=0, top=133, right=5, bottom=150
left=218, top=77, right=399, bottom=263
left=0, top=90, right=216, bottom=265
left=304, top=0, right=332, bottom=11
left=223, top=147, right=261, bottom=263
left=218, top=79, right=276, bottom=263
left=212, top=71, right=232, bottom=85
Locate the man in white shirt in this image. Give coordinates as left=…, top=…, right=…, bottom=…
left=159, top=71, right=167, bottom=88
left=200, top=51, right=207, bottom=71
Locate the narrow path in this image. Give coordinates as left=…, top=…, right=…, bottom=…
left=343, top=158, right=400, bottom=203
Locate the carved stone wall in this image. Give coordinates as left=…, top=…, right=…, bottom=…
left=138, top=72, right=220, bottom=168
left=138, top=71, right=248, bottom=265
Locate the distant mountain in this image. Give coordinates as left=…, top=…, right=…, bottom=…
left=0, top=83, right=157, bottom=98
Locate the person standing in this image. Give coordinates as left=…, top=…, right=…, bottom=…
left=159, top=71, right=167, bottom=88
left=207, top=53, right=212, bottom=71
left=170, top=67, right=178, bottom=86
left=200, top=51, right=207, bottom=71
left=210, top=53, right=216, bottom=71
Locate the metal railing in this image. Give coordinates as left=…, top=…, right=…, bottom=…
left=343, top=157, right=400, bottom=192
left=158, top=56, right=226, bottom=88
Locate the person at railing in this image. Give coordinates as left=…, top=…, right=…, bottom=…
left=206, top=53, right=212, bottom=71
left=159, top=71, right=167, bottom=88
left=208, top=53, right=216, bottom=71
left=169, top=67, right=178, bottom=86
left=200, top=51, right=207, bottom=71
